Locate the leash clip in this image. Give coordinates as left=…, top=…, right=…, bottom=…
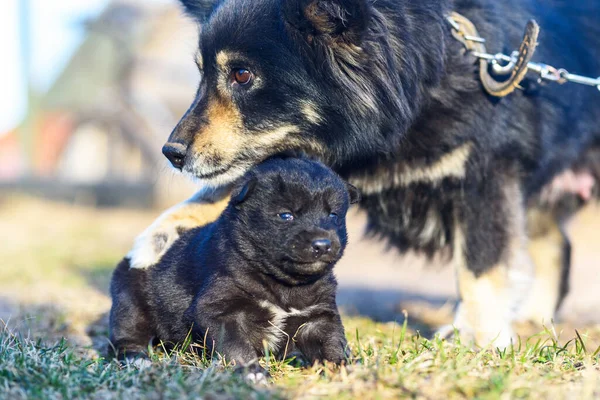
left=536, top=63, right=564, bottom=84
left=491, top=51, right=518, bottom=75
left=448, top=12, right=600, bottom=95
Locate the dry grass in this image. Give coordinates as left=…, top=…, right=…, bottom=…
left=1, top=195, right=599, bottom=399
left=2, top=315, right=600, bottom=399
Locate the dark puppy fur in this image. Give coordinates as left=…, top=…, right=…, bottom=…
left=150, top=0, right=600, bottom=346
left=110, top=157, right=359, bottom=364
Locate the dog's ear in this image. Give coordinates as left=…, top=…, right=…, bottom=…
left=346, top=182, right=361, bottom=204
left=231, top=176, right=258, bottom=205
left=178, top=0, right=220, bottom=21
left=283, top=0, right=370, bottom=44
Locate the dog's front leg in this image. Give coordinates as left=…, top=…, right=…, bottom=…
left=191, top=299, right=263, bottom=367
left=442, top=178, right=534, bottom=349
left=127, top=187, right=230, bottom=269
left=207, top=328, right=268, bottom=383
left=291, top=310, right=348, bottom=365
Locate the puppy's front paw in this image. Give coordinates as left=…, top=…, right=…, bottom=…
left=244, top=370, right=269, bottom=385
left=322, top=344, right=348, bottom=366
left=127, top=357, right=153, bottom=369
left=116, top=352, right=153, bottom=369
left=233, top=363, right=271, bottom=385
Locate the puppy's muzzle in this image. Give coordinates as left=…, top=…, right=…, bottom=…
left=311, top=239, right=332, bottom=257
left=299, top=231, right=341, bottom=263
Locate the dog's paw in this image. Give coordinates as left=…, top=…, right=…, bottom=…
left=514, top=271, right=559, bottom=326
left=117, top=353, right=153, bottom=369
left=440, top=303, right=515, bottom=350
left=436, top=324, right=514, bottom=350
left=127, top=190, right=230, bottom=269
left=127, top=220, right=181, bottom=270
left=244, top=370, right=269, bottom=385
left=233, top=363, right=270, bottom=385
left=128, top=357, right=153, bottom=369
left=515, top=298, right=556, bottom=326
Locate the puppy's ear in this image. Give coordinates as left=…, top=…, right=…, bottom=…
left=346, top=183, right=361, bottom=204
left=231, top=177, right=258, bottom=205
left=178, top=0, right=220, bottom=21
left=283, top=0, right=370, bottom=44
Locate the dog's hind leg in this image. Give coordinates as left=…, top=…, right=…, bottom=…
left=128, top=187, right=230, bottom=269
left=108, top=259, right=156, bottom=361
left=516, top=209, right=571, bottom=324
left=442, top=177, right=534, bottom=349
left=517, top=148, right=600, bottom=323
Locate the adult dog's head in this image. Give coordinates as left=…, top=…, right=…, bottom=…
left=163, top=0, right=444, bottom=186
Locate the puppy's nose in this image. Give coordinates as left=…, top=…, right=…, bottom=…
left=311, top=239, right=332, bottom=256
left=162, top=142, right=187, bottom=170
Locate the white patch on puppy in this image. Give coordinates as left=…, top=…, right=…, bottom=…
left=258, top=301, right=323, bottom=353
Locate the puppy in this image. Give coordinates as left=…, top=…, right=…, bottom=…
left=109, top=156, right=360, bottom=366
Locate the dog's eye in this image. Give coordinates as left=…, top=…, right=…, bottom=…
left=278, top=212, right=294, bottom=221
left=329, top=212, right=338, bottom=222
left=232, top=68, right=254, bottom=86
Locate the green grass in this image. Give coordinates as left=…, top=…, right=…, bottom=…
left=0, top=325, right=278, bottom=399
left=1, top=196, right=600, bottom=399
left=1, top=317, right=599, bottom=399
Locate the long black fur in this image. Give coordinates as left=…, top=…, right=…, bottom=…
left=170, top=0, right=599, bottom=287
left=109, top=157, right=359, bottom=364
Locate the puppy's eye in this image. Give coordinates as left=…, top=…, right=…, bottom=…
left=231, top=68, right=254, bottom=86
left=278, top=212, right=294, bottom=221
left=329, top=212, right=338, bottom=222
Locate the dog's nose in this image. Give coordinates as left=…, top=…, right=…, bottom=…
left=311, top=239, right=332, bottom=256
left=162, top=142, right=187, bottom=170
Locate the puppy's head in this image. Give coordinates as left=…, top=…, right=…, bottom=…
left=163, top=0, right=375, bottom=187
left=225, top=156, right=360, bottom=284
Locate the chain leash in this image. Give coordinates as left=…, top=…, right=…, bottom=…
left=447, top=13, right=600, bottom=95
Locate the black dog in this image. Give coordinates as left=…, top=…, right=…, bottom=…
left=109, top=157, right=360, bottom=365
left=129, top=0, right=600, bottom=347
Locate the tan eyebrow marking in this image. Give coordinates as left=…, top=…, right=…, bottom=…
left=216, top=51, right=229, bottom=69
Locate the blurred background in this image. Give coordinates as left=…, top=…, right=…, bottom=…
left=0, top=0, right=199, bottom=207
left=0, top=0, right=599, bottom=352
